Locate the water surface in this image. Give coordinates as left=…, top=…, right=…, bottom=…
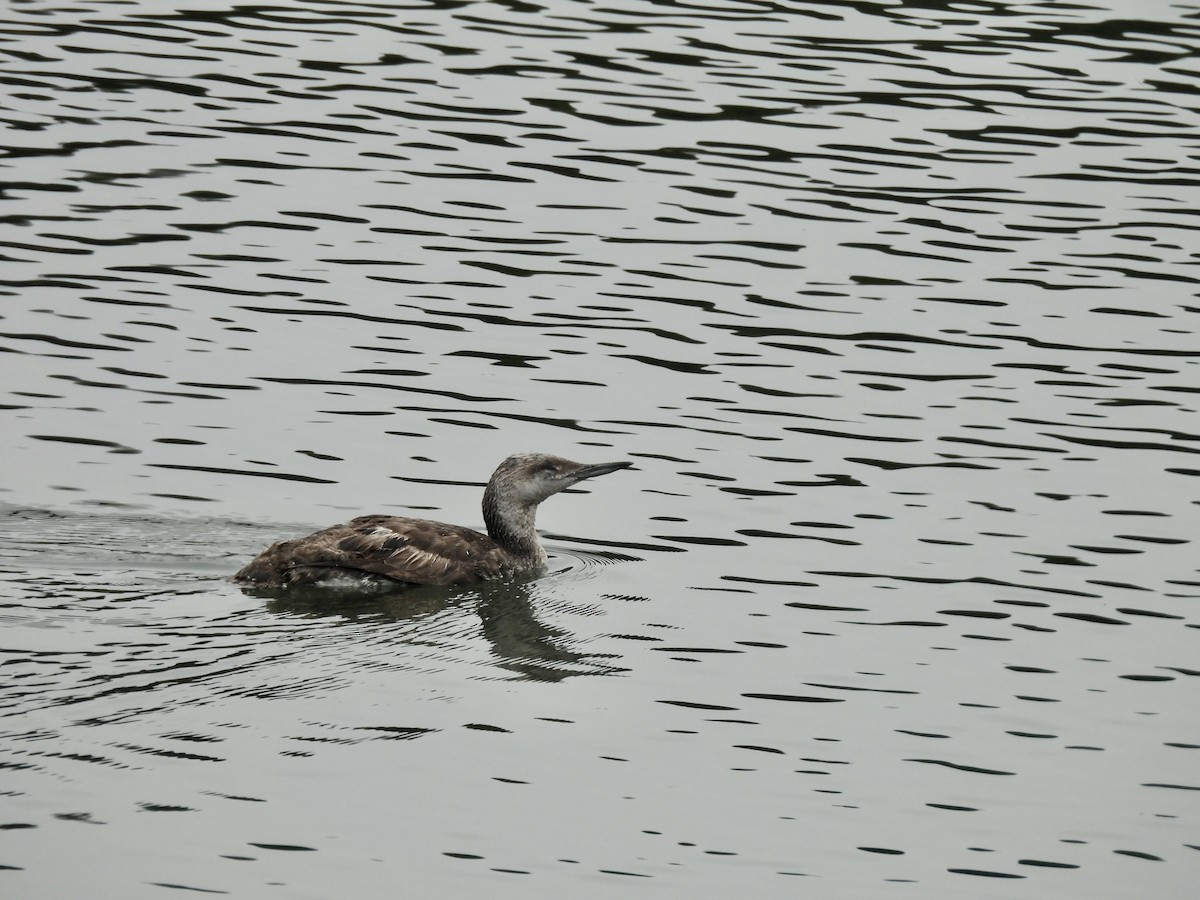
left=2, top=1, right=1198, bottom=897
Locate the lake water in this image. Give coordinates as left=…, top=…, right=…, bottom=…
left=2, top=1, right=1198, bottom=897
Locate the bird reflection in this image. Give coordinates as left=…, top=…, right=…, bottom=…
left=475, top=576, right=627, bottom=681
left=244, top=570, right=626, bottom=682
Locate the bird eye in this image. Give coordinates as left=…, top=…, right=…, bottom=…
left=539, top=461, right=558, bottom=474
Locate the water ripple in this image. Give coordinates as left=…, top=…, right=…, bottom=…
left=3, top=0, right=1199, bottom=894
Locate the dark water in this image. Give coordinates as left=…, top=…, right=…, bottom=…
left=2, top=1, right=1198, bottom=896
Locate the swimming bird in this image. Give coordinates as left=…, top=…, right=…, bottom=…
left=233, top=453, right=632, bottom=588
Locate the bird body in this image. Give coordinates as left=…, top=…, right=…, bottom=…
left=233, top=453, right=631, bottom=588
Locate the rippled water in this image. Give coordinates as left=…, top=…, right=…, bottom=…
left=2, top=1, right=1198, bottom=896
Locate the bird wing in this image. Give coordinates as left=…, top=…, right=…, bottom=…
left=334, top=515, right=508, bottom=585
left=240, top=515, right=508, bottom=586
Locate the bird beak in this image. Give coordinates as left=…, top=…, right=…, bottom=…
left=570, top=460, right=633, bottom=482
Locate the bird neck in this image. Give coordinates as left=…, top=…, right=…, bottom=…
left=482, top=485, right=545, bottom=561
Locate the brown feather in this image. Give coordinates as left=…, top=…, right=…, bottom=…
left=234, top=515, right=514, bottom=587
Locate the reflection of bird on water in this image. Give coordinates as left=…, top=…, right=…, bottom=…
left=234, top=453, right=632, bottom=589
left=258, top=575, right=630, bottom=683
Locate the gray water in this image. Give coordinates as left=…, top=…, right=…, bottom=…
left=2, top=1, right=1198, bottom=897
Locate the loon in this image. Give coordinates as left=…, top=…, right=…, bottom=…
left=233, top=453, right=632, bottom=588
